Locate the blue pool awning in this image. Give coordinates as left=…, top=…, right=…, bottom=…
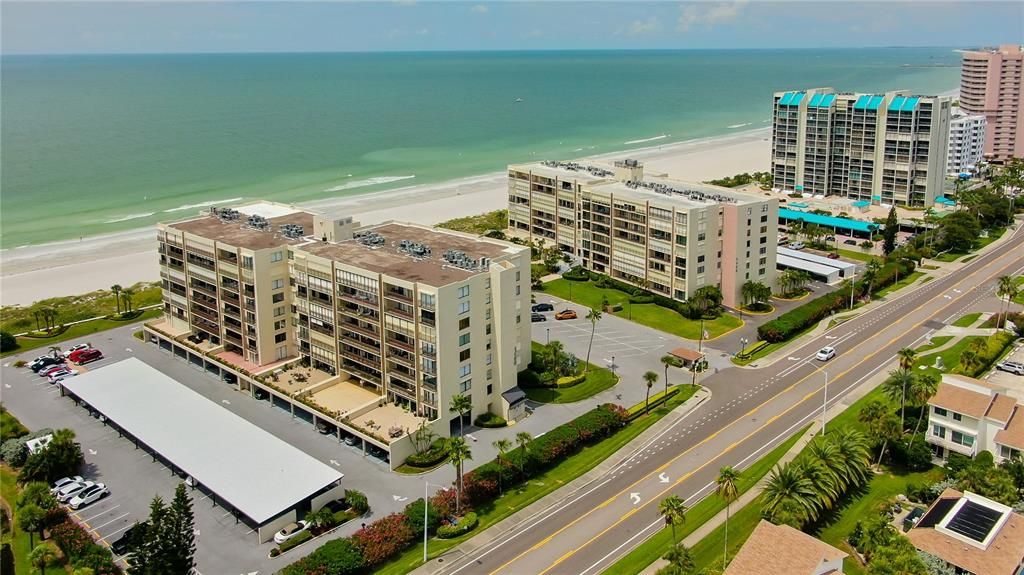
left=851, top=200, right=870, bottom=208
left=935, top=196, right=956, bottom=206
left=779, top=208, right=879, bottom=233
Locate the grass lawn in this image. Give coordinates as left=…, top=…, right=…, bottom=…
left=913, top=335, right=985, bottom=380
left=1014, top=276, right=1024, bottom=305
left=372, top=385, right=699, bottom=575
left=913, top=335, right=953, bottom=354
left=2, top=465, right=34, bottom=575
left=951, top=312, right=982, bottom=328
left=1, top=408, right=29, bottom=442
left=1, top=308, right=162, bottom=358
left=602, top=427, right=808, bottom=575
left=0, top=282, right=161, bottom=334
left=524, top=342, right=620, bottom=403
left=873, top=272, right=924, bottom=299
left=435, top=209, right=508, bottom=235
left=542, top=279, right=742, bottom=340
left=837, top=249, right=879, bottom=263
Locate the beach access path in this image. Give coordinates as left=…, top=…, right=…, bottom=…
left=0, top=128, right=771, bottom=306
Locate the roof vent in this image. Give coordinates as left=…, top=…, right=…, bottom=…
left=246, top=214, right=270, bottom=231
left=279, top=224, right=305, bottom=239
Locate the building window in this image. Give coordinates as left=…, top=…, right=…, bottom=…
left=420, top=293, right=436, bottom=308
left=515, top=285, right=521, bottom=296
left=242, top=256, right=254, bottom=270
left=487, top=384, right=493, bottom=395
left=458, top=301, right=470, bottom=314
left=1000, top=445, right=1022, bottom=460
left=951, top=430, right=974, bottom=447
left=272, top=278, right=285, bottom=290
left=272, top=292, right=284, bottom=303
left=459, top=349, right=471, bottom=361
left=760, top=247, right=767, bottom=255
left=933, top=406, right=948, bottom=417
left=458, top=285, right=470, bottom=298
left=485, top=308, right=492, bottom=320
left=515, top=271, right=521, bottom=281
left=276, top=346, right=288, bottom=360
left=459, top=364, right=471, bottom=378
left=270, top=251, right=283, bottom=262
left=932, top=425, right=946, bottom=439
left=487, top=368, right=493, bottom=380
left=486, top=353, right=493, bottom=365
left=459, top=333, right=471, bottom=346
left=459, top=317, right=470, bottom=330
left=485, top=278, right=491, bottom=289
left=698, top=232, right=706, bottom=242
left=697, top=266, right=705, bottom=274
left=274, top=320, right=286, bottom=330
left=952, top=412, right=962, bottom=422
left=274, top=333, right=287, bottom=343
left=274, top=306, right=285, bottom=317
left=459, top=380, right=472, bottom=393
left=486, top=323, right=492, bottom=335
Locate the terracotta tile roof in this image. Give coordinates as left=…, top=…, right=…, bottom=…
left=723, top=520, right=846, bottom=575
left=930, top=382, right=994, bottom=419
left=987, top=394, right=1018, bottom=423
left=995, top=406, right=1024, bottom=450
left=908, top=489, right=1024, bottom=575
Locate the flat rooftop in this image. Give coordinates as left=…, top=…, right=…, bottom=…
left=61, top=358, right=343, bottom=525
left=511, top=160, right=767, bottom=207
left=165, top=201, right=316, bottom=251
left=298, top=222, right=522, bottom=287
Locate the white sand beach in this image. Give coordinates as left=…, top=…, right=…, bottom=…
left=0, top=128, right=771, bottom=307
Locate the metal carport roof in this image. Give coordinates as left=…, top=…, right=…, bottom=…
left=61, top=358, right=343, bottom=525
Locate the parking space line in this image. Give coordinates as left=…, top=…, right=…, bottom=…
left=90, top=512, right=131, bottom=533
left=99, top=522, right=136, bottom=542
left=80, top=504, right=120, bottom=523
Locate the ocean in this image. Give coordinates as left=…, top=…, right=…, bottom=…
left=0, top=48, right=961, bottom=248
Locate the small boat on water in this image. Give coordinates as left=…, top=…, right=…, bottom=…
left=514, top=97, right=524, bottom=103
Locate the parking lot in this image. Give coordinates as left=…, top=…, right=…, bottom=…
left=986, top=341, right=1024, bottom=400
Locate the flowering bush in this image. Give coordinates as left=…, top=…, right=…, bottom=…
left=50, top=519, right=121, bottom=575
left=351, top=513, right=415, bottom=566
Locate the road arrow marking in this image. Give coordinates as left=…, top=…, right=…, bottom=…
left=88, top=449, right=97, bottom=455
left=825, top=335, right=837, bottom=340
left=125, top=348, right=133, bottom=353
left=629, top=493, right=641, bottom=505
left=221, top=399, right=231, bottom=405
left=393, top=495, right=409, bottom=502
left=658, top=473, right=669, bottom=483
left=329, top=459, right=340, bottom=467
left=3, top=384, right=10, bottom=389
left=788, top=356, right=801, bottom=361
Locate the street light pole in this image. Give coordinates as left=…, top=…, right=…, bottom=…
left=849, top=269, right=857, bottom=310
left=546, top=328, right=550, bottom=345
left=423, top=481, right=429, bottom=562
left=822, top=371, right=828, bottom=434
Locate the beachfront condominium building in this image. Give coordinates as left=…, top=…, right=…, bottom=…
left=155, top=200, right=531, bottom=453
left=771, top=88, right=952, bottom=206
left=960, top=45, right=1024, bottom=162
left=507, top=159, right=778, bottom=309
left=947, top=108, right=987, bottom=175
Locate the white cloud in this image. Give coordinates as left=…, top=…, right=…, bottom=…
left=470, top=4, right=488, bottom=14
left=627, top=16, right=662, bottom=36
left=677, top=1, right=746, bottom=32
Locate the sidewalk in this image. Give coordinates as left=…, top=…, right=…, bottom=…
left=410, top=387, right=712, bottom=575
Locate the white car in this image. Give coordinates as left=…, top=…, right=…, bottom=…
left=273, top=520, right=310, bottom=544
left=63, top=344, right=90, bottom=358
left=56, top=480, right=93, bottom=503
left=816, top=346, right=836, bottom=362
left=69, top=483, right=108, bottom=510
left=51, top=476, right=84, bottom=493
left=47, top=369, right=76, bottom=383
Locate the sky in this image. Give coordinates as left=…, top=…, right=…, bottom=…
left=2, top=1, right=1022, bottom=55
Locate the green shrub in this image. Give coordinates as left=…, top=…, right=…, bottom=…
left=281, top=537, right=365, bottom=575
left=403, top=498, right=441, bottom=537
left=344, top=489, right=369, bottom=514
left=1, top=407, right=29, bottom=441
left=276, top=530, right=313, bottom=553
left=405, top=444, right=449, bottom=468
left=0, top=331, right=17, bottom=353
left=436, top=512, right=479, bottom=539
left=563, top=266, right=590, bottom=281
left=554, top=374, right=586, bottom=388
left=518, top=369, right=542, bottom=388
left=955, top=331, right=1017, bottom=377
left=758, top=288, right=850, bottom=343
left=473, top=413, right=508, bottom=428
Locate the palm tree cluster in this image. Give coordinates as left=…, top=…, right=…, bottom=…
left=776, top=270, right=812, bottom=298
left=31, top=308, right=60, bottom=334
left=740, top=281, right=772, bottom=311
left=997, top=275, right=1020, bottom=329
left=760, top=428, right=871, bottom=529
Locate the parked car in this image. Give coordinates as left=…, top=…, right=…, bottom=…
left=51, top=476, right=84, bottom=493
left=843, top=239, right=858, bottom=246
left=343, top=435, right=360, bottom=447
left=274, top=520, right=310, bottom=544
left=40, top=364, right=68, bottom=377
left=315, top=422, right=333, bottom=435
left=824, top=236, right=836, bottom=242
left=789, top=242, right=806, bottom=250
left=816, top=346, right=837, bottom=362
left=531, top=313, right=547, bottom=323
left=71, top=348, right=103, bottom=365
left=532, top=303, right=554, bottom=312
left=253, top=388, right=269, bottom=400
left=555, top=309, right=578, bottom=320
left=63, top=344, right=90, bottom=358
left=111, top=522, right=148, bottom=556
left=47, top=369, right=75, bottom=383
left=56, top=481, right=93, bottom=503
left=827, top=252, right=841, bottom=259
left=69, top=483, right=108, bottom=510
left=996, top=361, right=1024, bottom=376
left=31, top=357, right=63, bottom=372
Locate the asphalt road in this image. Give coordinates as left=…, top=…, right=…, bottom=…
left=426, top=225, right=1024, bottom=575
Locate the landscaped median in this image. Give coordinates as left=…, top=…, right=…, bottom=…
left=282, top=385, right=700, bottom=575
left=519, top=341, right=619, bottom=404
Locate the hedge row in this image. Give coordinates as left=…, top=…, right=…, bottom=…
left=758, top=259, right=914, bottom=343
left=957, top=331, right=1017, bottom=377
left=555, top=373, right=586, bottom=388
left=50, top=518, right=121, bottom=574
left=282, top=404, right=630, bottom=574
left=473, top=413, right=508, bottom=428
left=405, top=441, right=449, bottom=468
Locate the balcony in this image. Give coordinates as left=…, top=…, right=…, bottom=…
left=190, top=305, right=219, bottom=323
left=310, top=322, right=335, bottom=338
left=341, top=359, right=382, bottom=385
left=384, top=286, right=414, bottom=303
left=385, top=336, right=414, bottom=353
left=340, top=321, right=378, bottom=339
left=340, top=333, right=380, bottom=355
left=388, top=379, right=417, bottom=399
left=337, top=289, right=379, bottom=308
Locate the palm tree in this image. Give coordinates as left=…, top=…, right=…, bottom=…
left=882, top=369, right=915, bottom=430
left=896, top=347, right=917, bottom=371
left=662, top=543, right=695, bottom=573
left=806, top=438, right=846, bottom=496
left=446, top=437, right=472, bottom=515
left=29, top=543, right=57, bottom=575
left=48, top=346, right=62, bottom=359
left=907, top=373, right=939, bottom=445
left=858, top=400, right=891, bottom=465
left=121, top=288, right=135, bottom=314
left=830, top=427, right=871, bottom=486
left=740, top=281, right=757, bottom=309
left=963, top=338, right=987, bottom=373
left=306, top=507, right=336, bottom=531
left=660, top=354, right=682, bottom=398
left=997, top=276, right=1019, bottom=329
left=760, top=462, right=818, bottom=528
left=643, top=371, right=658, bottom=415
left=493, top=438, right=512, bottom=494
left=449, top=394, right=472, bottom=437
left=515, top=432, right=533, bottom=477
left=583, top=307, right=602, bottom=375
left=111, top=284, right=123, bottom=314
left=863, top=259, right=882, bottom=298
left=715, top=467, right=740, bottom=565
left=32, top=309, right=42, bottom=332
left=546, top=340, right=565, bottom=375
left=658, top=495, right=687, bottom=544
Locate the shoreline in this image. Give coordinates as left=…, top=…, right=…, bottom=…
left=2, top=126, right=773, bottom=306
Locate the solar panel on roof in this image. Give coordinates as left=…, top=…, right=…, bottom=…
left=918, top=497, right=956, bottom=529
left=946, top=500, right=1003, bottom=543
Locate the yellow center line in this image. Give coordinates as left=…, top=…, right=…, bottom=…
left=487, top=243, right=1022, bottom=575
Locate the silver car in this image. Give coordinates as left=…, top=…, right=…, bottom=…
left=69, top=483, right=108, bottom=510
left=57, top=480, right=94, bottom=503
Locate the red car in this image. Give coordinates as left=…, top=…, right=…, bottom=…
left=39, top=364, right=68, bottom=377
left=71, top=349, right=103, bottom=365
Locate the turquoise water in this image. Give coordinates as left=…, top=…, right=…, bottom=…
left=1, top=49, right=961, bottom=247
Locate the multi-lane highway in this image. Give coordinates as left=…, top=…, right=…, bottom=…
left=428, top=224, right=1024, bottom=575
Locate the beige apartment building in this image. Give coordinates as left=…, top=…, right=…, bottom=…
left=771, top=88, right=952, bottom=206
left=960, top=45, right=1024, bottom=162
left=507, top=159, right=777, bottom=309
left=150, top=201, right=531, bottom=467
